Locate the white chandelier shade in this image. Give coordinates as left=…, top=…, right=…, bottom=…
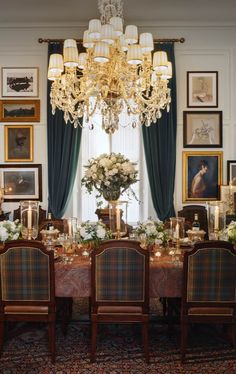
left=48, top=0, right=172, bottom=133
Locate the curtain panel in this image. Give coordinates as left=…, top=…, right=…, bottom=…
left=47, top=42, right=82, bottom=218
left=142, top=43, right=177, bottom=221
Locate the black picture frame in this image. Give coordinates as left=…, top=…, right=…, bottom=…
left=183, top=111, right=223, bottom=148
left=227, top=160, right=236, bottom=185
left=187, top=71, right=218, bottom=108
left=0, top=164, right=42, bottom=202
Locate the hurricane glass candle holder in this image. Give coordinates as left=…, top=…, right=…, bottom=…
left=109, top=200, right=128, bottom=239
left=20, top=201, right=39, bottom=240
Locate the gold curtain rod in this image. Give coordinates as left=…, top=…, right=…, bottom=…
left=38, top=37, right=185, bottom=44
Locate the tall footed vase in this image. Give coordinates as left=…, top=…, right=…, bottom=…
left=95, top=188, right=121, bottom=227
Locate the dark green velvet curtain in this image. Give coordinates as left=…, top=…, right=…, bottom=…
left=142, top=43, right=177, bottom=221
left=47, top=42, right=82, bottom=218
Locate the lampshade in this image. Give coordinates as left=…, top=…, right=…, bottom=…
left=153, top=51, right=168, bottom=71
left=48, top=53, right=64, bottom=74
left=64, top=39, right=77, bottom=49
left=78, top=53, right=88, bottom=69
left=127, top=45, right=143, bottom=65
left=101, top=24, right=115, bottom=44
left=125, top=25, right=138, bottom=44
left=110, top=16, right=123, bottom=36
left=119, top=35, right=128, bottom=51
left=93, top=42, right=110, bottom=63
left=89, top=19, right=101, bottom=40
left=63, top=46, right=79, bottom=67
left=140, top=33, right=154, bottom=53
left=48, top=69, right=61, bottom=81
left=83, top=30, right=94, bottom=49
left=161, top=61, right=172, bottom=80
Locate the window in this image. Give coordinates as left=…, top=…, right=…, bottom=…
left=71, top=113, right=152, bottom=225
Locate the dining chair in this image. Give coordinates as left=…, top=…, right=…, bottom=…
left=0, top=240, right=56, bottom=362
left=181, top=240, right=236, bottom=363
left=91, top=239, right=150, bottom=363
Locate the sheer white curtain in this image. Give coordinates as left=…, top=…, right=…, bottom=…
left=73, top=115, right=151, bottom=225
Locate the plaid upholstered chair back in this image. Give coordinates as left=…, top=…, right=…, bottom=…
left=183, top=241, right=236, bottom=303
left=0, top=240, right=55, bottom=303
left=91, top=240, right=149, bottom=309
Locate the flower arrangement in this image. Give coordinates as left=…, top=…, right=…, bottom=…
left=224, top=220, right=236, bottom=244
left=81, top=152, right=138, bottom=203
left=0, top=220, right=22, bottom=242
left=77, top=220, right=112, bottom=245
left=134, top=219, right=169, bottom=246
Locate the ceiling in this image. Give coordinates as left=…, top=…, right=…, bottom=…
left=1, top=0, right=236, bottom=26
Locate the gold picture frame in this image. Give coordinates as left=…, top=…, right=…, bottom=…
left=182, top=151, right=223, bottom=203
left=0, top=99, right=40, bottom=122
left=220, top=184, right=236, bottom=213
left=4, top=125, right=33, bottom=162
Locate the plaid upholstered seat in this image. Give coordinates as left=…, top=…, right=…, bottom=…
left=181, top=240, right=236, bottom=363
left=91, top=239, right=149, bottom=363
left=0, top=240, right=56, bottom=362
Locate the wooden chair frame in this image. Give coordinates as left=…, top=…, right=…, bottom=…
left=181, top=240, right=236, bottom=362
left=91, top=239, right=150, bottom=363
left=0, top=240, right=56, bottom=362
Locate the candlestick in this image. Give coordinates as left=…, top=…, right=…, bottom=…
left=27, top=206, right=32, bottom=230
left=68, top=220, right=72, bottom=236
left=214, top=205, right=219, bottom=231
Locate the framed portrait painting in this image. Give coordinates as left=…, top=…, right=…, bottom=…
left=227, top=160, right=236, bottom=185
left=187, top=71, right=218, bottom=108
left=0, top=164, right=42, bottom=202
left=0, top=100, right=40, bottom=122
left=1, top=67, right=38, bottom=97
left=4, top=125, right=33, bottom=162
left=182, top=151, right=223, bottom=203
left=183, top=111, right=222, bottom=148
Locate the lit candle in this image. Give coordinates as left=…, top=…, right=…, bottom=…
left=229, top=181, right=233, bottom=196
left=175, top=222, right=180, bottom=239
left=214, top=205, right=219, bottom=230
left=116, top=207, right=121, bottom=231
left=68, top=219, right=72, bottom=236
left=27, top=206, right=32, bottom=230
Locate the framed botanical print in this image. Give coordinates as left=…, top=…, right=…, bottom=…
left=187, top=71, right=218, bottom=108
left=1, top=67, right=38, bottom=97
left=227, top=160, right=236, bottom=185
left=0, top=100, right=40, bottom=122
left=0, top=164, right=42, bottom=202
left=182, top=151, right=223, bottom=203
left=4, top=125, right=33, bottom=162
left=220, top=184, right=236, bottom=213
left=183, top=111, right=222, bottom=148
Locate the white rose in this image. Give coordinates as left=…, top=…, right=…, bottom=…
left=97, top=227, right=106, bottom=239
left=0, top=227, right=8, bottom=241
left=79, top=227, right=87, bottom=238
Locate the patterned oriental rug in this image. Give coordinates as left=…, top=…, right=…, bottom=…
left=0, top=298, right=236, bottom=374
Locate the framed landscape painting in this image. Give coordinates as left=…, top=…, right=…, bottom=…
left=0, top=164, right=42, bottom=202
left=1, top=67, right=38, bottom=97
left=0, top=100, right=40, bottom=122
left=182, top=151, right=223, bottom=203
left=183, top=111, right=222, bottom=148
left=227, top=160, right=236, bottom=185
left=4, top=125, right=33, bottom=162
left=187, top=71, right=218, bottom=108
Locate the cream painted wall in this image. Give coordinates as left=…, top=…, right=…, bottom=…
left=0, top=25, right=236, bottom=219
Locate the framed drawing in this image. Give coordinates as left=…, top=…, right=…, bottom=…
left=0, top=164, right=42, bottom=202
left=0, top=100, right=40, bottom=122
left=220, top=184, right=236, bottom=213
left=187, top=71, right=218, bottom=108
left=227, top=160, right=236, bottom=185
left=183, top=111, right=222, bottom=148
left=1, top=67, right=38, bottom=97
left=182, top=151, right=223, bottom=203
left=4, top=125, right=33, bottom=162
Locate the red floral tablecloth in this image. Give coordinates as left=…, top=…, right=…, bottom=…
left=55, top=256, right=183, bottom=298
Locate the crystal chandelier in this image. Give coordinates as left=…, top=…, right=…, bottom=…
left=48, top=0, right=172, bottom=134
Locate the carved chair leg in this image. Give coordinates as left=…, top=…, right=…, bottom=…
left=142, top=321, right=149, bottom=364
left=91, top=319, right=97, bottom=363
left=48, top=319, right=56, bottom=364
left=181, top=322, right=188, bottom=363
left=0, top=319, right=4, bottom=353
